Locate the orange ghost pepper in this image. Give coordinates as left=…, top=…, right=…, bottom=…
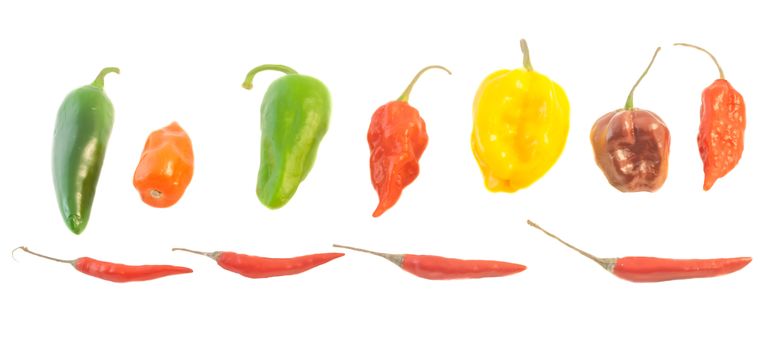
left=368, top=65, right=451, bottom=217
left=133, top=122, right=194, bottom=208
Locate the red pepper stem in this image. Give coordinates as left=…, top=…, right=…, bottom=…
left=625, top=47, right=661, bottom=110
left=13, top=246, right=76, bottom=265
left=241, top=64, right=298, bottom=90
left=397, top=65, right=452, bottom=102
left=520, top=39, right=534, bottom=72
left=526, top=220, right=617, bottom=272
left=673, top=43, right=725, bottom=79
left=91, top=67, right=120, bottom=89
left=332, top=244, right=404, bottom=267
left=172, top=247, right=221, bottom=260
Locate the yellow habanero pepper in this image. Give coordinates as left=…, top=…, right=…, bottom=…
left=471, top=39, right=570, bottom=192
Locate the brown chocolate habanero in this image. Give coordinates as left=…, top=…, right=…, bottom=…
left=590, top=48, right=671, bottom=192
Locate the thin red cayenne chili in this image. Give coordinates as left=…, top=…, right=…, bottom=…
left=172, top=247, right=344, bottom=278
left=526, top=220, right=751, bottom=282
left=13, top=246, right=192, bottom=283
left=333, top=244, right=526, bottom=280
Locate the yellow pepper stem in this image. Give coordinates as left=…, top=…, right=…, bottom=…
left=520, top=39, right=534, bottom=72
left=625, top=47, right=661, bottom=110
left=397, top=65, right=451, bottom=102
left=673, top=43, right=725, bottom=80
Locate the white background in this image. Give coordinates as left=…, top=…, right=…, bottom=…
left=1, top=0, right=758, bottom=349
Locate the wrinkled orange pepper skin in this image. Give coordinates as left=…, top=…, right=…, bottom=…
left=368, top=101, right=428, bottom=217
left=133, top=122, right=194, bottom=208
left=698, top=79, right=745, bottom=190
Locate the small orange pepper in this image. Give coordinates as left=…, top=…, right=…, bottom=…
left=133, top=122, right=194, bottom=208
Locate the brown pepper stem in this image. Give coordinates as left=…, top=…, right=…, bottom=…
left=625, top=47, right=661, bottom=110
left=172, top=247, right=221, bottom=260
left=526, top=220, right=617, bottom=272
left=397, top=65, right=451, bottom=102
left=520, top=39, right=534, bottom=71
left=332, top=244, right=404, bottom=267
left=12, top=246, right=76, bottom=266
left=673, top=43, right=725, bottom=79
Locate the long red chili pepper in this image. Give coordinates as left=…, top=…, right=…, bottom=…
left=172, top=247, right=344, bottom=278
left=526, top=220, right=751, bottom=282
left=333, top=244, right=525, bottom=280
left=368, top=65, right=451, bottom=217
left=13, top=246, right=193, bottom=283
left=674, top=43, right=746, bottom=191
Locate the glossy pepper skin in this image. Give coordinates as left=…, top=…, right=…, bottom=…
left=53, top=67, right=119, bottom=234
left=368, top=65, right=451, bottom=217
left=173, top=247, right=344, bottom=279
left=590, top=48, right=670, bottom=192
left=133, top=122, right=194, bottom=208
left=674, top=43, right=746, bottom=191
left=528, top=220, right=752, bottom=283
left=334, top=244, right=526, bottom=280
left=472, top=39, right=569, bottom=192
left=242, top=65, right=330, bottom=209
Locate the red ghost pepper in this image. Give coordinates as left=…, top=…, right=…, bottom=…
left=368, top=65, right=451, bottom=217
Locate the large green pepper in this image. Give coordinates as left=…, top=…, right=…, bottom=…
left=242, top=64, right=331, bottom=209
left=53, top=67, right=119, bottom=234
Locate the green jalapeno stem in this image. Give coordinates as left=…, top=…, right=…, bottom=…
left=91, top=67, right=120, bottom=89
left=397, top=65, right=451, bottom=102
left=520, top=39, right=534, bottom=72
left=242, top=64, right=298, bottom=90
left=673, top=43, right=725, bottom=80
left=625, top=47, right=661, bottom=110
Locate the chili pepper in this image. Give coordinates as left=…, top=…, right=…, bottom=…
left=242, top=64, right=330, bottom=209
left=13, top=246, right=192, bottom=283
left=590, top=48, right=671, bottom=192
left=674, top=43, right=746, bottom=191
left=368, top=65, right=451, bottom=217
left=53, top=67, right=119, bottom=234
left=133, top=121, right=194, bottom=208
left=526, top=220, right=751, bottom=283
left=333, top=244, right=526, bottom=280
left=471, top=39, right=570, bottom=192
left=172, top=247, right=343, bottom=278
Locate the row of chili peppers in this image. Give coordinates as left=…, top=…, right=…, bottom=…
left=51, top=40, right=747, bottom=235
left=15, top=220, right=752, bottom=283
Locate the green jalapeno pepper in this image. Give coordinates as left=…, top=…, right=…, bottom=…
left=242, top=64, right=331, bottom=209
left=53, top=67, right=119, bottom=234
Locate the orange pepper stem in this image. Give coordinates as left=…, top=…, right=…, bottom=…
left=172, top=247, right=221, bottom=260
left=397, top=65, right=451, bottom=102
left=625, top=47, right=661, bottom=110
left=526, top=220, right=617, bottom=271
left=241, top=64, right=298, bottom=90
left=13, top=246, right=76, bottom=265
left=520, top=39, right=534, bottom=72
left=673, top=43, right=725, bottom=80
left=91, top=67, right=120, bottom=89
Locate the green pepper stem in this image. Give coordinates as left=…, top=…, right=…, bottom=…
left=172, top=247, right=220, bottom=260
left=13, top=246, right=75, bottom=265
left=673, top=43, right=725, bottom=80
left=625, top=47, right=661, bottom=110
left=241, top=64, right=298, bottom=90
left=397, top=65, right=451, bottom=102
left=520, top=39, right=534, bottom=72
left=526, top=220, right=617, bottom=272
left=91, top=67, right=120, bottom=89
